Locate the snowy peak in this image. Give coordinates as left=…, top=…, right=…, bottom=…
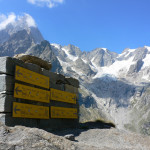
left=0, top=13, right=44, bottom=44
left=51, top=44, right=81, bottom=62
left=118, top=48, right=136, bottom=59
left=63, top=44, right=82, bottom=57
left=51, top=43, right=62, bottom=49
left=0, top=13, right=36, bottom=32
left=51, top=43, right=150, bottom=83
left=89, top=48, right=118, bottom=67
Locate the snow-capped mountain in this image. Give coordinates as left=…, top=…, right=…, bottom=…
left=0, top=14, right=150, bottom=135
left=0, top=13, right=44, bottom=56
left=51, top=43, right=150, bottom=135
left=0, top=13, right=44, bottom=44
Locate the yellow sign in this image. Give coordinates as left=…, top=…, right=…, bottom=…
left=51, top=106, right=78, bottom=119
left=50, top=88, right=76, bottom=104
left=15, top=65, right=49, bottom=89
left=12, top=102, right=49, bottom=119
left=14, top=83, right=50, bottom=103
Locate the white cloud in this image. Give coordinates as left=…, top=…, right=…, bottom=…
left=0, top=13, right=16, bottom=30
left=27, top=0, right=64, bottom=8
left=0, top=13, right=36, bottom=31
left=24, top=13, right=36, bottom=27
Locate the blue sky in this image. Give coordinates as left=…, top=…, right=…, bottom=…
left=0, top=0, right=150, bottom=53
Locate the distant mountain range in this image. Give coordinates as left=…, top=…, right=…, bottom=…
left=0, top=14, right=150, bottom=136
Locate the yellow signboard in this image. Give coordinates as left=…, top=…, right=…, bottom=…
left=51, top=106, right=78, bottom=119
left=50, top=88, right=76, bottom=104
left=15, top=65, right=49, bottom=89
left=14, top=83, right=50, bottom=103
left=13, top=102, right=49, bottom=119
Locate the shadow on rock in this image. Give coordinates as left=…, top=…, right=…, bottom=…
left=79, top=120, right=115, bottom=130
left=51, top=120, right=115, bottom=139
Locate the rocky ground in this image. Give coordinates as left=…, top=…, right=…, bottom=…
left=0, top=122, right=150, bottom=150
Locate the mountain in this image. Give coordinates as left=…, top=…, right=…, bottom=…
left=26, top=40, right=62, bottom=73
left=0, top=14, right=44, bottom=57
left=0, top=14, right=44, bottom=44
left=0, top=14, right=61, bottom=73
left=0, top=14, right=150, bottom=136
left=51, top=43, right=150, bottom=135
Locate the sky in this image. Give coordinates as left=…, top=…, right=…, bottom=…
left=0, top=0, right=150, bottom=53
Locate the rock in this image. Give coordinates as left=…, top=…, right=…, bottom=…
left=65, top=84, right=78, bottom=98
left=128, top=59, right=144, bottom=74
left=0, top=124, right=77, bottom=150
left=133, top=47, right=147, bottom=61
left=14, top=54, right=52, bottom=70
left=0, top=113, right=38, bottom=127
left=0, top=113, right=150, bottom=150
left=0, top=30, right=34, bottom=57
left=0, top=94, right=15, bottom=112
left=0, top=74, right=14, bottom=92
left=0, top=56, right=42, bottom=75
left=26, top=40, right=62, bottom=73
left=75, top=128, right=150, bottom=150
left=65, top=77, right=79, bottom=88
left=64, top=134, right=75, bottom=141
left=87, top=48, right=117, bottom=67
left=74, top=58, right=95, bottom=76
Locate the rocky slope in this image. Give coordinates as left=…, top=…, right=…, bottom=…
left=1, top=123, right=150, bottom=150
left=26, top=40, right=62, bottom=73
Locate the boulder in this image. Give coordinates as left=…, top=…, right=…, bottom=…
left=64, top=134, right=75, bottom=141
left=14, top=54, right=52, bottom=70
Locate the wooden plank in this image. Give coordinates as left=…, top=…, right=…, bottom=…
left=51, top=106, right=78, bottom=119
left=15, top=65, right=49, bottom=89
left=50, top=88, right=76, bottom=104
left=14, top=83, right=50, bottom=103
left=12, top=102, right=49, bottom=119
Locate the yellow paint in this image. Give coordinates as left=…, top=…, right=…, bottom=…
left=12, top=102, right=49, bottom=119
left=14, top=83, right=50, bottom=103
left=51, top=106, right=78, bottom=119
left=15, top=65, right=49, bottom=89
left=50, top=88, right=76, bottom=104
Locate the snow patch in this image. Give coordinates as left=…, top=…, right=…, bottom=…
left=118, top=48, right=136, bottom=58
left=51, top=43, right=61, bottom=49
left=93, top=57, right=134, bottom=78
left=124, top=49, right=136, bottom=57
left=144, top=46, right=150, bottom=51
left=57, top=57, right=70, bottom=73
left=141, top=54, right=150, bottom=69
left=82, top=58, right=88, bottom=64
left=102, top=48, right=107, bottom=51
left=62, top=47, right=78, bottom=61
left=142, top=74, right=150, bottom=81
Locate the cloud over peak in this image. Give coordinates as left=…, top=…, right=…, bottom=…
left=0, top=13, right=36, bottom=31
left=0, top=13, right=16, bottom=30
left=27, top=0, right=64, bottom=8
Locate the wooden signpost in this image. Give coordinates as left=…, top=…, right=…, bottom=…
left=51, top=106, right=78, bottom=119
left=14, top=83, right=50, bottom=103
left=13, top=65, right=78, bottom=121
left=15, top=65, right=50, bottom=89
left=50, top=88, right=76, bottom=104
left=12, top=102, right=49, bottom=119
